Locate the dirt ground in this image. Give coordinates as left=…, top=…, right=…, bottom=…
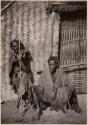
left=1, top=94, right=87, bottom=124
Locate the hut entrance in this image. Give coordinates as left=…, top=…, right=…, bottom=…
left=59, top=10, right=87, bottom=94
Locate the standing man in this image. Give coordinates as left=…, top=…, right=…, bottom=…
left=9, top=39, right=34, bottom=93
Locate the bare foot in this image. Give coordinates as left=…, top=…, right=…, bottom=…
left=32, top=109, right=42, bottom=120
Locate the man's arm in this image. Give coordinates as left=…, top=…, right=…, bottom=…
left=38, top=73, right=44, bottom=93
left=51, top=68, right=64, bottom=99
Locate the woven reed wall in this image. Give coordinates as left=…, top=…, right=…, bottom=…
left=60, top=11, right=87, bottom=94
left=70, top=70, right=87, bottom=94
left=60, top=11, right=87, bottom=66
left=1, top=1, right=60, bottom=86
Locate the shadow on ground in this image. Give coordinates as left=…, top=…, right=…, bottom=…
left=1, top=94, right=87, bottom=124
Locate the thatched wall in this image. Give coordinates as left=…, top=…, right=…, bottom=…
left=1, top=1, right=60, bottom=86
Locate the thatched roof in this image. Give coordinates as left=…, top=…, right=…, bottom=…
left=1, top=1, right=15, bottom=14
left=1, top=1, right=87, bottom=14
left=1, top=1, right=11, bottom=9
left=46, top=1, right=87, bottom=13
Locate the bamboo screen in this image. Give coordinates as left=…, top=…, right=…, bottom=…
left=60, top=11, right=86, bottom=66
left=60, top=11, right=87, bottom=94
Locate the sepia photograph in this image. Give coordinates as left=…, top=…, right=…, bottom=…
left=1, top=0, right=87, bottom=124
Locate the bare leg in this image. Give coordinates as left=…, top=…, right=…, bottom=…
left=32, top=87, right=42, bottom=119
left=32, top=88, right=40, bottom=111
left=17, top=96, right=21, bottom=108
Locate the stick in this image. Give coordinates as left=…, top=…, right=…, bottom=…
left=19, top=41, right=23, bottom=118
left=50, top=11, right=55, bottom=56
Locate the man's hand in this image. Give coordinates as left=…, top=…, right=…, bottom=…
left=12, top=54, right=19, bottom=62
left=51, top=91, right=57, bottom=100
left=18, top=54, right=21, bottom=61
left=51, top=92, right=55, bottom=98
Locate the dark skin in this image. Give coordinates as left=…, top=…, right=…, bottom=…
left=10, top=41, right=34, bottom=86
left=49, top=63, right=55, bottom=74
left=12, top=41, right=19, bottom=54
left=12, top=65, right=20, bottom=93
left=49, top=62, right=57, bottom=87
left=9, top=40, right=35, bottom=115
left=32, top=62, right=58, bottom=119
left=49, top=62, right=81, bottom=113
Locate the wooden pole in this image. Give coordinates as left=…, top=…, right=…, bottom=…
left=50, top=11, right=56, bottom=56
left=18, top=41, right=23, bottom=118
left=1, top=1, right=15, bottom=14
left=58, top=14, right=61, bottom=65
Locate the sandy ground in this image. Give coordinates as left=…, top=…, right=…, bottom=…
left=1, top=94, right=87, bottom=124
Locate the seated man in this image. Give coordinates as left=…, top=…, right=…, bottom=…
left=32, top=56, right=81, bottom=118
